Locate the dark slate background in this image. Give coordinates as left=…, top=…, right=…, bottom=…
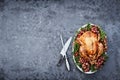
left=0, top=0, right=120, bottom=80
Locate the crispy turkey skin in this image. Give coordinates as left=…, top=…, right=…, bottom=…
left=77, top=31, right=104, bottom=64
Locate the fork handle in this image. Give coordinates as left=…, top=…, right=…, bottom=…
left=65, top=56, right=70, bottom=71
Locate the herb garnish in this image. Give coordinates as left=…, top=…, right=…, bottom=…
left=99, top=28, right=106, bottom=40
left=74, top=42, right=80, bottom=53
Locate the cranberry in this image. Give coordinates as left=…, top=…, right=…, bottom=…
left=82, top=63, right=87, bottom=69
left=84, top=67, right=90, bottom=72
left=74, top=52, right=79, bottom=57
left=91, top=26, right=99, bottom=34
left=77, top=33, right=81, bottom=38
left=79, top=58, right=84, bottom=64
left=95, top=56, right=105, bottom=69
left=79, top=57, right=87, bottom=64
left=77, top=31, right=83, bottom=38
left=82, top=62, right=90, bottom=72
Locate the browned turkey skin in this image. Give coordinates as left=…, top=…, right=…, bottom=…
left=76, top=30, right=104, bottom=65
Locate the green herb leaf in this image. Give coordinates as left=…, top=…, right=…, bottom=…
left=86, top=23, right=92, bottom=31
left=77, top=62, right=82, bottom=68
left=74, top=42, right=80, bottom=53
left=75, top=56, right=82, bottom=68
left=99, top=28, right=106, bottom=40
left=101, top=53, right=108, bottom=61
left=81, top=27, right=85, bottom=31
left=75, top=56, right=80, bottom=62
left=76, top=30, right=80, bottom=34
left=90, top=65, right=96, bottom=72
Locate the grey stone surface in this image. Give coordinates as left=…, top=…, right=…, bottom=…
left=0, top=0, right=120, bottom=80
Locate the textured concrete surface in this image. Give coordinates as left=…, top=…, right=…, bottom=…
left=0, top=0, right=120, bottom=80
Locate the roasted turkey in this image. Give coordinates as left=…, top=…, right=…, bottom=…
left=76, top=31, right=104, bottom=64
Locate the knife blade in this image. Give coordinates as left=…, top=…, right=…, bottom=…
left=60, top=37, right=72, bottom=56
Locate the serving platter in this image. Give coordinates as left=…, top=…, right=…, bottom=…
left=72, top=23, right=108, bottom=74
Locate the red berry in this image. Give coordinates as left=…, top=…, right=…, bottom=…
left=74, top=52, right=79, bottom=57
left=91, top=26, right=99, bottom=34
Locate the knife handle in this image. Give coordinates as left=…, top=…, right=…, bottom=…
left=57, top=55, right=64, bottom=67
